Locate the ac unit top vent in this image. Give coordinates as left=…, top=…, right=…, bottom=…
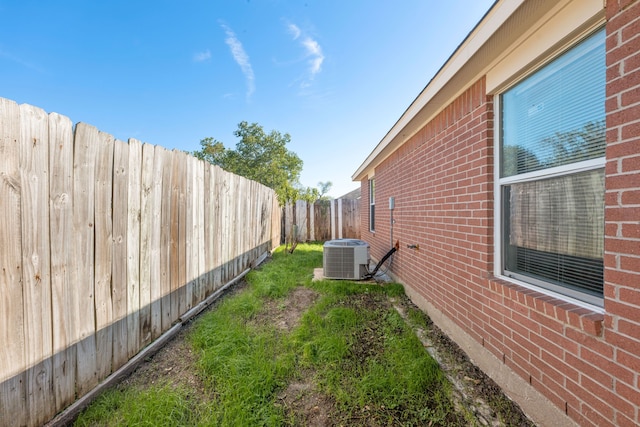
left=323, top=239, right=369, bottom=248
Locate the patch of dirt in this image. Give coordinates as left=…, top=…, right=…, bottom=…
left=117, top=281, right=249, bottom=403
left=115, top=281, right=534, bottom=426
left=119, top=322, right=206, bottom=394
left=255, top=286, right=320, bottom=331
left=344, top=293, right=390, bottom=364
left=277, top=376, right=337, bottom=427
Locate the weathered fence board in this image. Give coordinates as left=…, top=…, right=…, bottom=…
left=314, top=203, right=331, bottom=241
left=0, top=96, right=27, bottom=427
left=184, top=154, right=194, bottom=310
left=111, top=139, right=129, bottom=370
left=212, top=165, right=224, bottom=289
left=139, top=143, right=154, bottom=348
left=159, top=146, right=173, bottom=331
left=126, top=139, right=142, bottom=359
left=296, top=200, right=308, bottom=241
left=282, top=199, right=360, bottom=243
left=72, top=123, right=99, bottom=397
left=48, top=112, right=76, bottom=411
left=204, top=163, right=215, bottom=295
left=176, top=151, right=188, bottom=316
left=271, top=192, right=281, bottom=249
left=94, top=131, right=114, bottom=383
left=219, top=171, right=230, bottom=278
left=283, top=203, right=294, bottom=243
left=196, top=159, right=205, bottom=304
left=19, top=103, right=55, bottom=426
left=169, top=151, right=181, bottom=324
left=72, top=124, right=96, bottom=392
left=0, top=97, right=283, bottom=427
left=238, top=177, right=248, bottom=270
left=150, top=145, right=164, bottom=340
left=228, top=171, right=237, bottom=274
left=341, top=199, right=360, bottom=238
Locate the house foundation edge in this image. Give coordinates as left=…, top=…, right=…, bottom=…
left=393, top=274, right=579, bottom=427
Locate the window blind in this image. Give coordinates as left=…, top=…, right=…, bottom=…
left=501, top=30, right=606, bottom=177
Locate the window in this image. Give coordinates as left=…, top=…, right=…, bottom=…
left=498, top=29, right=606, bottom=306
left=369, top=178, right=375, bottom=232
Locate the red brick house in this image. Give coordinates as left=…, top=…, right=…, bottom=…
left=353, top=1, right=640, bottom=426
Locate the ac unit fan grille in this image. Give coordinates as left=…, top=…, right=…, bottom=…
left=324, top=246, right=356, bottom=279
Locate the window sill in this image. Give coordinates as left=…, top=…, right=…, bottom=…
left=491, top=277, right=604, bottom=337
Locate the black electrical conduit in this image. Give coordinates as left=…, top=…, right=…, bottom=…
left=363, top=240, right=399, bottom=280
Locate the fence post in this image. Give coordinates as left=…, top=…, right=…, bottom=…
left=330, top=200, right=336, bottom=240
left=309, top=202, right=315, bottom=241
left=337, top=198, right=343, bottom=239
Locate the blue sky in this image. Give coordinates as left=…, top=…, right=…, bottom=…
left=0, top=0, right=495, bottom=198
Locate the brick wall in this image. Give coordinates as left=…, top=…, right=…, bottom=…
left=604, top=1, right=640, bottom=426
left=360, top=3, right=640, bottom=422
left=360, top=178, right=371, bottom=239
left=371, top=79, right=494, bottom=336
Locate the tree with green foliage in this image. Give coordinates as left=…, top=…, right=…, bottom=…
left=195, top=121, right=315, bottom=205
left=541, top=119, right=605, bottom=167
left=503, top=120, right=606, bottom=176
left=317, top=181, right=332, bottom=200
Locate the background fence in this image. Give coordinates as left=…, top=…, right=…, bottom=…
left=0, top=97, right=281, bottom=427
left=282, top=198, right=360, bottom=243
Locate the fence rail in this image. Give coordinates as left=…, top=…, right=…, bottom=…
left=0, top=97, right=281, bottom=427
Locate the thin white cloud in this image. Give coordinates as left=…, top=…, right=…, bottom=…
left=301, top=37, right=324, bottom=76
left=285, top=23, right=325, bottom=87
left=287, top=23, right=301, bottom=40
left=0, top=48, right=44, bottom=73
left=220, top=23, right=255, bottom=99
left=193, top=49, right=211, bottom=62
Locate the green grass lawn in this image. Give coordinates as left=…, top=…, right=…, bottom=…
left=74, top=243, right=470, bottom=426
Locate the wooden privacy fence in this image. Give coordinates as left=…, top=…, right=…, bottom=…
left=282, top=198, right=360, bottom=243
left=0, top=97, right=281, bottom=427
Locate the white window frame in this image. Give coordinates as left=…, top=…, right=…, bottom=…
left=369, top=178, right=375, bottom=232
left=493, top=33, right=606, bottom=311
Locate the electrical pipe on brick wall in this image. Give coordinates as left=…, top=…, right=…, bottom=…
left=363, top=240, right=399, bottom=280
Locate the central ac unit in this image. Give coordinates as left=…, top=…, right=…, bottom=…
left=323, top=239, right=370, bottom=280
